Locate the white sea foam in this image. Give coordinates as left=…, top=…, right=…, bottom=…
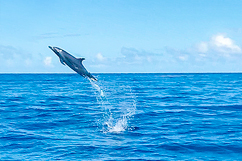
left=108, top=117, right=127, bottom=133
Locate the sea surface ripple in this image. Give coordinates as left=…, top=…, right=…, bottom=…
left=0, top=73, right=242, bottom=160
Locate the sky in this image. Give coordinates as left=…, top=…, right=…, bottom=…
left=0, top=0, right=242, bottom=73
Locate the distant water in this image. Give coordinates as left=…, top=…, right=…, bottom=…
left=1, top=73, right=242, bottom=160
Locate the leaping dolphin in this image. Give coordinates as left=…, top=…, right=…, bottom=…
left=48, top=46, right=97, bottom=81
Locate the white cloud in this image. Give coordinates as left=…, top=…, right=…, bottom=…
left=196, top=34, right=241, bottom=54
left=96, top=53, right=105, bottom=61
left=44, top=57, right=53, bottom=67
left=211, top=34, right=241, bottom=53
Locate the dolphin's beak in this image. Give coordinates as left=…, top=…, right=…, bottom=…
left=48, top=46, right=60, bottom=57
left=48, top=46, right=57, bottom=53
left=48, top=46, right=54, bottom=50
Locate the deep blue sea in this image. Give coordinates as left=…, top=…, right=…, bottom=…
left=1, top=73, right=242, bottom=160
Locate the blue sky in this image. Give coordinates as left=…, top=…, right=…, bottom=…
left=0, top=0, right=242, bottom=73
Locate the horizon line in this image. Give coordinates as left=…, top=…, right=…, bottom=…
left=0, top=72, right=242, bottom=74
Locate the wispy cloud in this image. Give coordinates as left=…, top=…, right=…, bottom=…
left=0, top=45, right=33, bottom=72
left=89, top=47, right=163, bottom=72
left=31, top=32, right=86, bottom=42
left=161, top=34, right=242, bottom=72
left=1, top=33, right=242, bottom=73
left=0, top=45, right=30, bottom=59
left=89, top=53, right=108, bottom=70
left=96, top=53, right=105, bottom=61
left=0, top=44, right=56, bottom=72
left=43, top=56, right=53, bottom=67
left=118, top=47, right=160, bottom=65
left=196, top=42, right=208, bottom=53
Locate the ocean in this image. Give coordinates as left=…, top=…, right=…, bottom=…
left=0, top=73, right=242, bottom=160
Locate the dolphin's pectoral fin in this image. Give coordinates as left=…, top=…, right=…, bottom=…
left=59, top=58, right=65, bottom=65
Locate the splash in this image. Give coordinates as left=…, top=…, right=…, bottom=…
left=107, top=117, right=127, bottom=133
left=89, top=78, right=136, bottom=133
left=89, top=79, right=104, bottom=97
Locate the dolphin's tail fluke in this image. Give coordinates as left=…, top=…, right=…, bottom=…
left=86, top=73, right=98, bottom=81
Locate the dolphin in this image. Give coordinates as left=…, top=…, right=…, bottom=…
left=48, top=46, right=97, bottom=81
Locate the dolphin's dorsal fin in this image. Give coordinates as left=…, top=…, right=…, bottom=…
left=77, top=58, right=85, bottom=62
